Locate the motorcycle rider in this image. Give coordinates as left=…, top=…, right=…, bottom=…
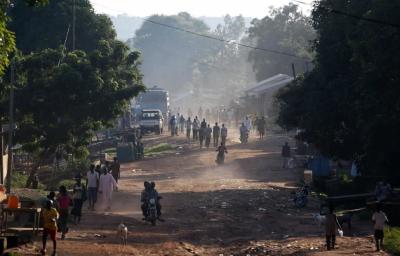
left=216, top=142, right=228, bottom=164
left=244, top=115, right=252, bottom=134
left=140, top=181, right=151, bottom=219
left=149, top=182, right=163, bottom=221
left=240, top=123, right=248, bottom=143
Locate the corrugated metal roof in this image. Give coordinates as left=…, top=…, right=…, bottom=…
left=245, top=74, right=294, bottom=95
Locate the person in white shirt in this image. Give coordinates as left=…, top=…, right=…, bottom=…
left=98, top=168, right=118, bottom=211
left=86, top=164, right=99, bottom=210
left=372, top=204, right=389, bottom=252
left=244, top=116, right=252, bottom=133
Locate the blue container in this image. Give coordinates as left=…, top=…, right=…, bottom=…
left=309, top=156, right=330, bottom=177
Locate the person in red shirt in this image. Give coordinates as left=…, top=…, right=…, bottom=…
left=57, top=185, right=72, bottom=240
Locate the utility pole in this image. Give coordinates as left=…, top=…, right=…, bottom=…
left=72, top=0, right=76, bottom=51
left=6, top=59, right=15, bottom=194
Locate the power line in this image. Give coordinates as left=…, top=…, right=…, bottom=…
left=141, top=18, right=310, bottom=60
left=91, top=2, right=311, bottom=61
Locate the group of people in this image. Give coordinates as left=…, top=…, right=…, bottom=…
left=40, top=158, right=121, bottom=255
left=169, top=114, right=228, bottom=148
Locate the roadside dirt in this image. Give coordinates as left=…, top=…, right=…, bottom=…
left=9, top=131, right=389, bottom=256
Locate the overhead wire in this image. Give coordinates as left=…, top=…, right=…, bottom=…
left=91, top=2, right=311, bottom=60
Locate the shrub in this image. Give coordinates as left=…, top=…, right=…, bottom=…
left=385, top=227, right=400, bottom=255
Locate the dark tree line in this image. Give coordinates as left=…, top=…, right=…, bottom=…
left=276, top=0, right=400, bottom=177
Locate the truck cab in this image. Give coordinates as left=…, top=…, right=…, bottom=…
left=139, top=109, right=163, bottom=134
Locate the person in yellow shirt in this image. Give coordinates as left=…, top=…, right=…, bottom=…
left=41, top=200, right=59, bottom=256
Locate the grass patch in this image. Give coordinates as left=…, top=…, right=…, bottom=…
left=58, top=179, right=76, bottom=190
left=385, top=227, right=400, bottom=255
left=10, top=172, right=45, bottom=190
left=144, top=143, right=175, bottom=156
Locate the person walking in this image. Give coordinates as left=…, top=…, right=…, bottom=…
left=41, top=200, right=59, bottom=256
left=281, top=142, right=291, bottom=168
left=257, top=116, right=266, bottom=139
left=372, top=204, right=389, bottom=252
left=199, top=126, right=205, bottom=148
left=71, top=178, right=85, bottom=224
left=205, top=124, right=212, bottom=148
left=221, top=124, right=228, bottom=145
left=86, top=164, right=99, bottom=210
left=179, top=115, right=185, bottom=133
left=186, top=117, right=192, bottom=139
left=325, top=205, right=342, bottom=250
left=193, top=117, right=199, bottom=141
left=98, top=168, right=118, bottom=211
left=57, top=186, right=72, bottom=240
left=111, top=157, right=120, bottom=189
left=213, top=122, right=220, bottom=147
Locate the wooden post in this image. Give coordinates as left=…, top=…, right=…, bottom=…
left=291, top=63, right=296, bottom=78
left=6, top=59, right=15, bottom=193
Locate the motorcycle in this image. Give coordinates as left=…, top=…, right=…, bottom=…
left=216, top=153, right=225, bottom=165
left=145, top=197, right=159, bottom=226
left=240, top=130, right=249, bottom=144
left=292, top=185, right=310, bottom=208
left=215, top=146, right=227, bottom=165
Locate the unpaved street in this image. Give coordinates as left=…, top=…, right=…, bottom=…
left=15, top=133, right=387, bottom=255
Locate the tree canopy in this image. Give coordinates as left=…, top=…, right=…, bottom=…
left=1, top=0, right=144, bottom=159
left=248, top=4, right=315, bottom=81
left=276, top=0, right=400, bottom=177
left=132, top=12, right=213, bottom=91
left=12, top=43, right=143, bottom=155
left=8, top=0, right=115, bottom=54
left=0, top=0, right=48, bottom=75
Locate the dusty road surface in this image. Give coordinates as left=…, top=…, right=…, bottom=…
left=12, top=132, right=388, bottom=255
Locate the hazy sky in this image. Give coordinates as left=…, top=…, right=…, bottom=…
left=90, top=0, right=313, bottom=18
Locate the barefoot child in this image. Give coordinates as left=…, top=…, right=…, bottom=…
left=325, top=205, right=342, bottom=250
left=372, top=204, right=389, bottom=252
left=41, top=200, right=59, bottom=255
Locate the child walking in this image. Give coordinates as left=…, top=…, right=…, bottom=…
left=372, top=204, right=389, bottom=252
left=41, top=200, right=59, bottom=255
left=325, top=205, right=342, bottom=250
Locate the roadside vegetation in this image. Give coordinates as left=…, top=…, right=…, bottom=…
left=385, top=227, right=400, bottom=255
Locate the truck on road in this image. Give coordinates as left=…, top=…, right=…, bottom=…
left=134, top=86, right=170, bottom=121
left=139, top=109, right=164, bottom=134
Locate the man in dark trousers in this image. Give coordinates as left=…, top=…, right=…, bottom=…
left=213, top=122, right=220, bottom=147
left=205, top=124, right=212, bottom=148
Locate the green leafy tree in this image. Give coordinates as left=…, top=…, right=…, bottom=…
left=276, top=0, right=400, bottom=177
left=8, top=0, right=115, bottom=53
left=11, top=43, right=143, bottom=185
left=132, top=12, right=212, bottom=91
left=0, top=0, right=47, bottom=75
left=193, top=15, right=255, bottom=105
left=248, top=4, right=315, bottom=81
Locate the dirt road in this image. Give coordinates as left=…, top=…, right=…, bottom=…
left=14, top=133, right=388, bottom=255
